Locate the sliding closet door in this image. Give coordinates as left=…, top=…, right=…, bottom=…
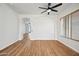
left=72, top=11, right=79, bottom=40
left=60, top=18, right=66, bottom=37
left=65, top=16, right=69, bottom=38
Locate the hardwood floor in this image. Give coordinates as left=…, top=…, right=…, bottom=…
left=0, top=38, right=79, bottom=56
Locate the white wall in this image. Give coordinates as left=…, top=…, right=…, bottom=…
left=19, top=15, right=57, bottom=40
left=0, top=4, right=19, bottom=50
left=57, top=3, right=79, bottom=52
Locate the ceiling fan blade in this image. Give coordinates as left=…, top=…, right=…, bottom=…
left=51, top=3, right=62, bottom=8
left=48, top=12, right=50, bottom=15
left=39, top=7, right=47, bottom=9
left=51, top=9, right=58, bottom=12
left=41, top=9, right=47, bottom=14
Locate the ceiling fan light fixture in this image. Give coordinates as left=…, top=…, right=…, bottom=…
left=39, top=3, right=62, bottom=15
left=47, top=9, right=51, bottom=12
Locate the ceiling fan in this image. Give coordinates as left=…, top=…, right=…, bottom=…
left=39, top=3, right=62, bottom=15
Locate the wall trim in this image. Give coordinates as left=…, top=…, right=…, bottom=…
left=58, top=39, right=79, bottom=53
left=0, top=39, right=19, bottom=51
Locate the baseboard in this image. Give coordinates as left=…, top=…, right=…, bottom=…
left=0, top=39, right=20, bottom=52
left=58, top=40, right=79, bottom=53
left=30, top=39, right=56, bottom=40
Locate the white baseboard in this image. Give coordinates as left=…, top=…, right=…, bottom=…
left=0, top=39, right=19, bottom=50
left=58, top=39, right=79, bottom=53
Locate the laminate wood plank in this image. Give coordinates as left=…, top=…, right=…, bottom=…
left=0, top=38, right=79, bottom=56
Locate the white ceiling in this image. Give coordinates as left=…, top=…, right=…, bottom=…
left=8, top=3, right=73, bottom=15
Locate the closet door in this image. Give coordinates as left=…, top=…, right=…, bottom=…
left=72, top=11, right=79, bottom=40
left=65, top=16, right=69, bottom=38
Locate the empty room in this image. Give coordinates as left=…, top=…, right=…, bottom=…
left=0, top=3, right=79, bottom=56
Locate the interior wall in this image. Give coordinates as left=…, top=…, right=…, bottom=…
left=0, top=4, right=19, bottom=50
left=57, top=3, right=79, bottom=52
left=19, top=15, right=57, bottom=40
